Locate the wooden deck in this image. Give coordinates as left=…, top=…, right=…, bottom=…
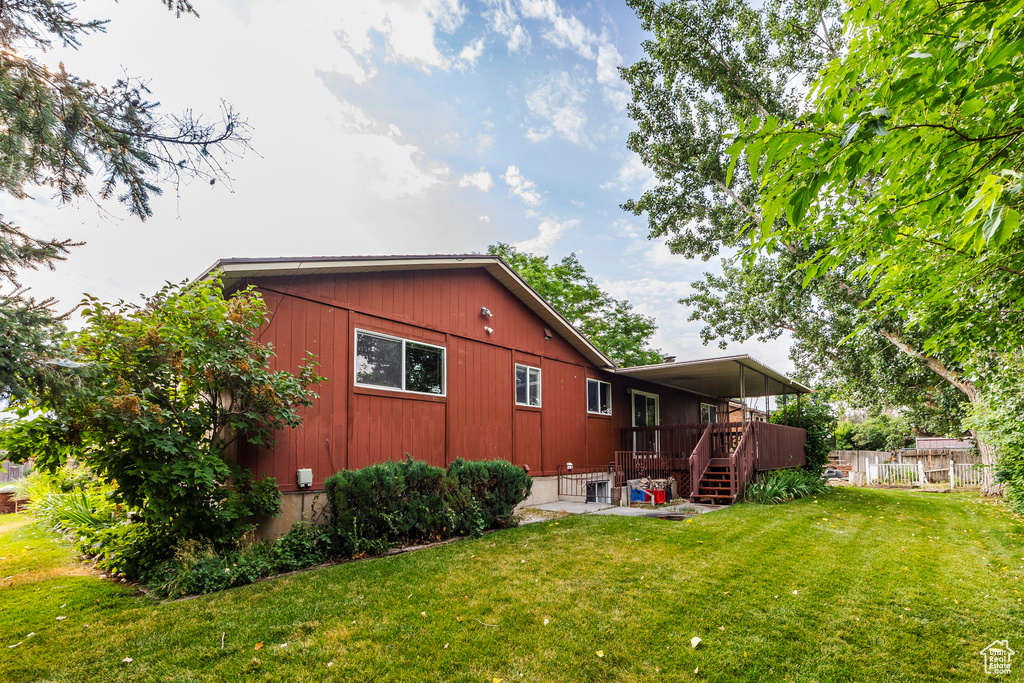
left=617, top=422, right=807, bottom=504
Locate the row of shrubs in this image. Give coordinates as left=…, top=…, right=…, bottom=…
left=19, top=456, right=532, bottom=597
left=150, top=458, right=533, bottom=597
left=326, top=457, right=532, bottom=555
left=744, top=468, right=828, bottom=504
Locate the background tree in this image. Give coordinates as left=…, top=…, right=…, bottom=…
left=0, top=0, right=249, bottom=401
left=1, top=277, right=322, bottom=574
left=732, top=0, right=1023, bottom=489
left=621, top=0, right=974, bottom=438
left=488, top=243, right=663, bottom=367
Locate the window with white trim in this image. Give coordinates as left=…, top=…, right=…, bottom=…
left=355, top=330, right=445, bottom=396
left=515, top=364, right=541, bottom=407
left=587, top=378, right=612, bottom=415
left=700, top=402, right=717, bottom=424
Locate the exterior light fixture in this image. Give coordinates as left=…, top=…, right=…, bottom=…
left=543, top=327, right=553, bottom=341
left=481, top=306, right=493, bottom=318
left=484, top=326, right=494, bottom=334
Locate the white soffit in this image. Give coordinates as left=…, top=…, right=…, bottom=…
left=615, top=355, right=811, bottom=399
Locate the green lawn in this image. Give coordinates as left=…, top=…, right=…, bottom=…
left=2, top=488, right=1023, bottom=681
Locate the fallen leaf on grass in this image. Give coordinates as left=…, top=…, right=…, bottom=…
left=444, top=643, right=449, bottom=649
left=8, top=642, right=22, bottom=649
left=255, top=642, right=263, bottom=651
left=421, top=612, right=427, bottom=618
left=691, top=637, right=702, bottom=649
left=456, top=615, right=463, bottom=622
left=327, top=661, right=334, bottom=668
left=596, top=650, right=604, bottom=658
left=792, top=590, right=799, bottom=595
left=122, top=657, right=133, bottom=664
left=543, top=618, right=549, bottom=626
left=56, top=616, right=66, bottom=621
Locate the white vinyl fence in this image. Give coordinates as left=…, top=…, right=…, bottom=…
left=951, top=463, right=988, bottom=488
left=865, top=457, right=989, bottom=488
left=868, top=462, right=925, bottom=486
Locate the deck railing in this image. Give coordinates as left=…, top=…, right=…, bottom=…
left=750, top=422, right=807, bottom=470
left=689, top=424, right=714, bottom=498
left=620, top=421, right=807, bottom=501
left=731, top=426, right=756, bottom=498
left=621, top=423, right=706, bottom=457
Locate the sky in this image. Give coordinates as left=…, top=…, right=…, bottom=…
left=12, top=0, right=794, bottom=373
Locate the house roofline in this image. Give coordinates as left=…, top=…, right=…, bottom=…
left=199, top=254, right=617, bottom=369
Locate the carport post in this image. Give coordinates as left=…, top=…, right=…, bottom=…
left=739, top=363, right=746, bottom=424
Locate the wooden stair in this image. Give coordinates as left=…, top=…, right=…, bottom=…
left=693, top=458, right=736, bottom=504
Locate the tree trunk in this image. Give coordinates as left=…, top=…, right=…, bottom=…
left=877, top=329, right=1001, bottom=495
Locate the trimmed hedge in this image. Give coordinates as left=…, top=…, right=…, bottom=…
left=325, top=457, right=532, bottom=554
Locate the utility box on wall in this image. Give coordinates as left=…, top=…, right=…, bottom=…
left=296, top=468, right=313, bottom=488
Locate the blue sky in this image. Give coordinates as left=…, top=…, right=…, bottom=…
left=12, top=0, right=794, bottom=372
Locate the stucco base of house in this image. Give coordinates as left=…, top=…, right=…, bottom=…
left=517, top=475, right=559, bottom=508
left=254, top=489, right=329, bottom=540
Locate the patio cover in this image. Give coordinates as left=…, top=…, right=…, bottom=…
left=614, top=354, right=811, bottom=400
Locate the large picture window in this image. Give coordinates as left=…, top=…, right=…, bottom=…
left=355, top=330, right=445, bottom=396
left=515, top=364, right=541, bottom=407
left=587, top=378, right=612, bottom=415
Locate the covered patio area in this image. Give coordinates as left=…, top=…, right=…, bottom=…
left=613, top=355, right=812, bottom=504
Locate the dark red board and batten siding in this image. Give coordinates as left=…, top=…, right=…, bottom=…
left=239, top=268, right=704, bottom=492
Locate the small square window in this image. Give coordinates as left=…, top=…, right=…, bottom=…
left=587, top=379, right=612, bottom=415
left=701, top=402, right=718, bottom=424
left=515, top=364, right=541, bottom=407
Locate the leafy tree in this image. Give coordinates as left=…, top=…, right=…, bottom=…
left=835, top=414, right=912, bottom=452
left=1, top=278, right=322, bottom=573
left=0, top=0, right=249, bottom=401
left=488, top=243, right=663, bottom=367
left=620, top=0, right=976, bottom=453
left=729, top=0, right=1023, bottom=489
left=965, top=354, right=1024, bottom=514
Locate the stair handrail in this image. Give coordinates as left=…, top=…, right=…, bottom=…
left=689, top=423, right=714, bottom=498
left=730, top=423, right=757, bottom=498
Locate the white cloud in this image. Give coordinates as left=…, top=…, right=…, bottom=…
left=479, top=215, right=491, bottom=222
left=457, top=169, right=494, bottom=192
left=612, top=218, right=643, bottom=239
left=524, top=69, right=591, bottom=146
left=457, top=37, right=486, bottom=69
left=475, top=133, right=495, bottom=154
left=519, top=0, right=595, bottom=59
left=485, top=0, right=532, bottom=53
left=515, top=217, right=579, bottom=254
left=601, top=153, right=657, bottom=192
left=516, top=1, right=630, bottom=109
left=337, top=0, right=466, bottom=73
left=502, top=165, right=542, bottom=205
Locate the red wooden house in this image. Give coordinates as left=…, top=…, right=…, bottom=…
left=203, top=255, right=809, bottom=535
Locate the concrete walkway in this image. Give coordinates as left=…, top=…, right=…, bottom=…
left=527, top=500, right=725, bottom=518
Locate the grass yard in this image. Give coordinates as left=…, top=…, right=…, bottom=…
left=2, top=487, right=1023, bottom=681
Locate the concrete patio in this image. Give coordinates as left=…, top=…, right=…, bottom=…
left=525, top=500, right=725, bottom=518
